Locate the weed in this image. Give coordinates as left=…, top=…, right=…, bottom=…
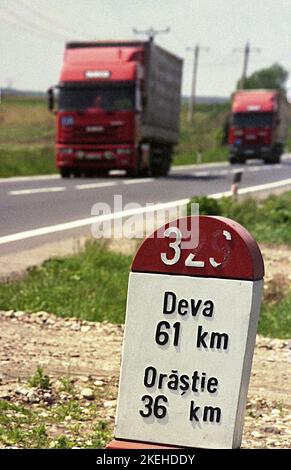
left=59, top=377, right=75, bottom=395
left=28, top=367, right=51, bottom=390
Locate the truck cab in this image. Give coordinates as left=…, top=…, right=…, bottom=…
left=228, top=90, right=288, bottom=165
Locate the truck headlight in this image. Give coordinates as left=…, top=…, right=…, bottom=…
left=104, top=151, right=113, bottom=159
left=60, top=148, right=73, bottom=155
left=117, top=149, right=131, bottom=155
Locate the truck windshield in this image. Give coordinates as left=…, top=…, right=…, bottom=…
left=59, top=85, right=135, bottom=111
left=232, top=112, right=274, bottom=128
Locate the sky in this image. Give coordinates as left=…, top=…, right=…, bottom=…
left=0, top=0, right=290, bottom=98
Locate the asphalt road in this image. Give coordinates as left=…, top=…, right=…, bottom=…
left=1, top=155, right=291, bottom=256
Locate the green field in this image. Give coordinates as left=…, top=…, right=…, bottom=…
left=0, top=192, right=291, bottom=338
left=173, top=102, right=229, bottom=165
left=0, top=97, right=55, bottom=176
left=0, top=96, right=230, bottom=177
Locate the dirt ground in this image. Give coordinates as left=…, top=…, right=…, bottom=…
left=0, top=242, right=290, bottom=448
left=0, top=310, right=290, bottom=448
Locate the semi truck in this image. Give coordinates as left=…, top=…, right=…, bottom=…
left=48, top=40, right=183, bottom=177
left=228, top=89, right=288, bottom=164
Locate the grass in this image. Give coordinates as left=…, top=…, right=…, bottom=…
left=53, top=400, right=84, bottom=422
left=173, top=103, right=229, bottom=165
left=259, top=295, right=291, bottom=339
left=28, top=367, right=51, bottom=390
left=59, top=377, right=75, bottom=395
left=0, top=370, right=113, bottom=448
left=0, top=241, right=131, bottom=324
left=187, top=191, right=291, bottom=245
left=0, top=146, right=55, bottom=177
left=173, top=146, right=228, bottom=166
left=0, top=96, right=54, bottom=144
left=0, top=96, right=55, bottom=177
left=0, top=400, right=49, bottom=448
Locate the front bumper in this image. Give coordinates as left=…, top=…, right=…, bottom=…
left=56, top=144, right=136, bottom=170
left=229, top=144, right=272, bottom=159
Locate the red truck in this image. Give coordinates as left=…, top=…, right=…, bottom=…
left=48, top=40, right=183, bottom=177
left=228, top=89, right=288, bottom=164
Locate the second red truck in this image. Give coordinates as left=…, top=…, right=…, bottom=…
left=228, top=89, right=288, bottom=164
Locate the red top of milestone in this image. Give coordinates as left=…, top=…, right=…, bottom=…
left=132, top=216, right=264, bottom=281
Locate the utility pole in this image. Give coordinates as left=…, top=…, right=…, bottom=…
left=187, top=44, right=209, bottom=123
left=233, top=42, right=261, bottom=89
left=133, top=26, right=170, bottom=43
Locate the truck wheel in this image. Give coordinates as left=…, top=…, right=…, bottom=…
left=152, top=158, right=170, bottom=177
left=270, top=145, right=282, bottom=164
left=127, top=156, right=149, bottom=177
left=270, top=155, right=281, bottom=164
left=60, top=169, right=70, bottom=178
left=274, top=155, right=281, bottom=164
left=127, top=167, right=139, bottom=177
left=229, top=155, right=237, bottom=165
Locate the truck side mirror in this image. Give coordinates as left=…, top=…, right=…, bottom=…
left=47, top=87, right=58, bottom=113
left=47, top=88, right=54, bottom=112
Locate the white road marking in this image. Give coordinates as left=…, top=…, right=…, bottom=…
left=261, top=166, right=272, bottom=170
left=8, top=178, right=154, bottom=195
left=192, top=171, right=210, bottom=177
left=172, top=162, right=228, bottom=171
left=2, top=177, right=291, bottom=246
left=76, top=182, right=117, bottom=190
left=123, top=178, right=155, bottom=185
left=0, top=174, right=60, bottom=184
left=0, top=198, right=189, bottom=245
left=191, top=166, right=269, bottom=178
left=247, top=166, right=262, bottom=172
left=210, top=177, right=291, bottom=199
left=9, top=186, right=66, bottom=195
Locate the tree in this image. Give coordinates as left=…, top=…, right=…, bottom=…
left=237, top=63, right=288, bottom=91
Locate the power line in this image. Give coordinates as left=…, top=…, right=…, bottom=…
left=186, top=44, right=209, bottom=122
left=0, top=4, right=70, bottom=41
left=13, top=0, right=86, bottom=39
left=233, top=42, right=261, bottom=89
left=0, top=11, right=65, bottom=44
left=133, top=26, right=170, bottom=43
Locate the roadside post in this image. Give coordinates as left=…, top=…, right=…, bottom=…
left=107, top=215, right=264, bottom=449
left=231, top=170, right=243, bottom=197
